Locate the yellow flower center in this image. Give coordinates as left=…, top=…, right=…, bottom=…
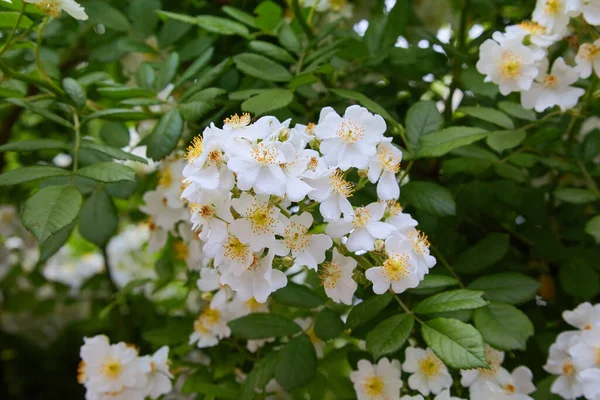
left=250, top=142, right=279, bottom=166
left=419, top=353, right=443, bottom=378
left=500, top=51, right=523, bottom=79
left=245, top=297, right=262, bottom=311
left=284, top=221, right=310, bottom=252
left=377, top=146, right=401, bottom=173
left=223, top=235, right=250, bottom=263
left=330, top=169, right=355, bottom=198
left=208, top=149, right=224, bottom=166
left=383, top=253, right=410, bottom=281
left=596, top=347, right=600, bottom=365
left=562, top=360, right=575, bottom=376
left=158, top=167, right=173, bottom=187
left=519, top=20, right=546, bottom=34
left=319, top=261, right=342, bottom=289
left=248, top=254, right=261, bottom=270
left=173, top=240, right=189, bottom=261
left=306, top=123, right=316, bottom=136
left=579, top=43, right=600, bottom=61
left=352, top=207, right=372, bottom=229
left=407, top=229, right=430, bottom=256
left=330, top=0, right=347, bottom=11
left=224, top=113, right=251, bottom=129
left=543, top=75, right=559, bottom=88
left=190, top=203, right=215, bottom=219
left=584, top=324, right=593, bottom=330
left=77, top=361, right=87, bottom=384
left=186, top=136, right=204, bottom=162
left=504, top=384, right=516, bottom=394
left=36, top=1, right=61, bottom=17
left=336, top=120, right=365, bottom=144
left=387, top=200, right=403, bottom=216
left=100, top=357, right=123, bottom=380
left=545, top=0, right=561, bottom=15
left=307, top=156, right=320, bottom=171
left=194, top=308, right=221, bottom=334
left=247, top=202, right=277, bottom=234
left=362, top=375, right=385, bottom=398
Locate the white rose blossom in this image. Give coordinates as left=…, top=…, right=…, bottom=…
left=350, top=358, right=403, bottom=400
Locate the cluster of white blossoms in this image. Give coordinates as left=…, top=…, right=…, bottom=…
left=42, top=245, right=104, bottom=292
left=20, top=0, right=88, bottom=20
left=544, top=302, right=600, bottom=400
left=476, top=0, right=600, bottom=112
left=78, top=335, right=173, bottom=400
left=180, top=105, right=437, bottom=348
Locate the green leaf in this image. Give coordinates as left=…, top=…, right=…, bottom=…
left=85, top=1, right=131, bottom=32
left=136, top=63, right=155, bottom=90
left=62, top=78, right=86, bottom=110
left=156, top=10, right=197, bottom=25
left=181, top=58, right=232, bottom=101
left=0, top=11, right=32, bottom=28
left=458, top=106, right=514, bottom=129
left=405, top=100, right=443, bottom=153
left=78, top=189, right=118, bottom=247
left=314, top=309, right=344, bottom=341
left=249, top=41, right=295, bottom=63
left=442, top=157, right=492, bottom=177
left=38, top=222, right=75, bottom=262
left=239, top=352, right=279, bottom=400
left=381, top=0, right=409, bottom=49
left=486, top=130, right=527, bottom=153
left=182, top=379, right=238, bottom=399
left=82, top=109, right=148, bottom=124
left=330, top=88, right=395, bottom=125
left=272, top=282, right=324, bottom=308
left=146, top=109, right=183, bottom=161
left=228, top=313, right=301, bottom=339
left=233, top=53, right=292, bottom=82
left=401, top=181, right=456, bottom=216
left=175, top=48, right=214, bottom=86
left=473, top=303, right=534, bottom=351
left=22, top=185, right=82, bottom=242
left=5, top=98, right=73, bottom=128
left=559, top=257, right=600, bottom=299
left=0, top=139, right=66, bottom=153
left=410, top=275, right=460, bottom=296
left=0, top=166, right=70, bottom=186
left=468, top=273, right=540, bottom=305
left=254, top=1, right=282, bottom=32
left=222, top=6, right=257, bottom=28
left=417, top=127, right=489, bottom=158
left=414, top=289, right=487, bottom=314
left=366, top=314, right=414, bottom=359
left=454, top=233, right=510, bottom=274
left=345, top=292, right=393, bottom=330
left=241, top=89, right=294, bottom=115
left=278, top=22, right=300, bottom=54
left=156, top=53, right=179, bottom=91
left=461, top=68, right=498, bottom=98
left=97, top=86, right=155, bottom=100
left=129, top=0, right=160, bottom=36
left=185, top=87, right=227, bottom=104
left=498, top=101, right=536, bottom=121
left=76, top=162, right=136, bottom=183
left=421, top=318, right=488, bottom=369
left=80, top=141, right=148, bottom=164
left=275, top=334, right=317, bottom=391
left=100, top=122, right=130, bottom=148
left=555, top=188, right=599, bottom=204
left=179, top=101, right=213, bottom=121
left=196, top=15, right=250, bottom=36
left=585, top=215, right=600, bottom=244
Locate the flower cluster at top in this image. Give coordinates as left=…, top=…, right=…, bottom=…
left=176, top=105, right=437, bottom=348
left=476, top=0, right=600, bottom=112
left=544, top=302, right=600, bottom=400
left=350, top=343, right=536, bottom=400
left=78, top=335, right=172, bottom=400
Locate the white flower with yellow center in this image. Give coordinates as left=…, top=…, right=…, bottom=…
left=505, top=20, right=565, bottom=47
left=532, top=0, right=570, bottom=33
left=366, top=236, right=421, bottom=294
left=478, top=366, right=536, bottom=400
left=385, top=201, right=419, bottom=232
left=224, top=114, right=283, bottom=142
left=156, top=157, right=186, bottom=209
left=326, top=201, right=396, bottom=252
left=214, top=234, right=255, bottom=276
left=368, top=139, right=403, bottom=201
left=576, top=40, right=600, bottom=79
left=43, top=246, right=104, bottom=291
left=566, top=0, right=600, bottom=25
left=401, top=227, right=436, bottom=279
left=277, top=212, right=332, bottom=270
left=229, top=193, right=284, bottom=253
left=189, top=305, right=232, bottom=348
left=543, top=331, right=583, bottom=399
left=25, top=0, right=88, bottom=20
left=142, top=347, right=173, bottom=399
left=433, top=390, right=465, bottom=400
left=476, top=31, right=545, bottom=95
left=350, top=358, right=403, bottom=400
left=563, top=301, right=600, bottom=330
left=403, top=347, right=453, bottom=396
left=281, top=149, right=316, bottom=202
left=177, top=223, right=209, bottom=271
left=461, top=345, right=511, bottom=398
left=521, top=57, right=585, bottom=112
left=188, top=195, right=232, bottom=245
left=568, top=328, right=600, bottom=371
left=306, top=168, right=355, bottom=221
left=227, top=139, right=294, bottom=196
left=315, top=105, right=386, bottom=171
left=319, top=247, right=357, bottom=305
left=220, top=252, right=287, bottom=303
left=140, top=189, right=188, bottom=232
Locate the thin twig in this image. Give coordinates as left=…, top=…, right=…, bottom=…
left=430, top=246, right=465, bottom=288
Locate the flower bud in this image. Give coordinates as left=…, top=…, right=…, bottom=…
left=201, top=292, right=213, bottom=301
left=374, top=239, right=385, bottom=252
left=357, top=169, right=369, bottom=178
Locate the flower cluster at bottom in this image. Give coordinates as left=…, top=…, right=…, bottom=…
left=78, top=335, right=173, bottom=400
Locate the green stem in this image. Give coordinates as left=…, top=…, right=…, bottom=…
left=430, top=246, right=465, bottom=288
left=390, top=290, right=424, bottom=324
left=0, top=0, right=26, bottom=57
left=35, top=16, right=52, bottom=84
left=399, top=160, right=415, bottom=184
left=291, top=0, right=315, bottom=40
left=576, top=159, right=600, bottom=197
left=72, top=110, right=81, bottom=172
left=0, top=60, right=64, bottom=95
left=444, top=0, right=469, bottom=121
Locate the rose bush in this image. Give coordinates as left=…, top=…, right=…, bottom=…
left=0, top=0, right=599, bottom=399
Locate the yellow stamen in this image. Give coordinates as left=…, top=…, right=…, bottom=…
left=330, top=169, right=354, bottom=198
left=100, top=357, right=123, bottom=380
left=224, top=113, right=251, bottom=129
left=543, top=75, right=559, bottom=88
left=336, top=120, right=365, bottom=144
left=185, top=136, right=204, bottom=162
left=352, top=207, right=372, bottom=229
left=35, top=1, right=61, bottom=17
left=362, top=376, right=385, bottom=398
left=500, top=51, right=523, bottom=80
left=319, top=261, right=342, bottom=289
left=284, top=221, right=310, bottom=252
left=194, top=308, right=221, bottom=334
left=418, top=353, right=443, bottom=378
left=383, top=253, right=410, bottom=281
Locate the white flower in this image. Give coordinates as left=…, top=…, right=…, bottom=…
left=214, top=233, right=255, bottom=276
left=277, top=212, right=332, bottom=270
left=368, top=139, right=403, bottom=200
left=402, top=347, right=453, bottom=396
left=305, top=167, right=355, bottom=221
left=385, top=201, right=419, bottom=231
left=140, top=190, right=187, bottom=231
left=563, top=301, right=600, bottom=330
left=188, top=195, right=232, bottom=244
left=568, top=328, right=600, bottom=370
left=434, top=390, right=465, bottom=400
left=476, top=31, right=544, bottom=95
left=576, top=40, right=600, bottom=78
left=229, top=192, right=284, bottom=253
left=295, top=317, right=326, bottom=358
left=155, top=157, right=186, bottom=209
left=505, top=21, right=565, bottom=47
left=403, top=228, right=437, bottom=279
left=579, top=368, right=600, bottom=400
left=318, top=247, right=357, bottom=305
left=25, top=0, right=88, bottom=20
left=189, top=305, right=232, bottom=348
left=43, top=246, right=104, bottom=291
left=106, top=224, right=157, bottom=289
left=532, top=0, right=570, bottom=33
left=281, top=149, right=316, bottom=202
left=566, top=0, right=600, bottom=25
left=543, top=331, right=583, bottom=399
left=143, top=347, right=173, bottom=399
left=326, top=201, right=396, bottom=252
left=365, top=236, right=421, bottom=294
left=521, top=57, right=585, bottom=112
left=315, top=105, right=386, bottom=171
left=483, top=366, right=536, bottom=400
left=401, top=396, right=424, bottom=400
left=350, top=358, right=403, bottom=400
left=461, top=345, right=509, bottom=397
left=220, top=252, right=287, bottom=303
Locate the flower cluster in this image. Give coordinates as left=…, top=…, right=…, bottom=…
left=180, top=105, right=437, bottom=348
left=476, top=0, right=600, bottom=112
left=78, top=335, right=173, bottom=400
left=544, top=302, right=600, bottom=400
left=43, top=245, right=104, bottom=292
